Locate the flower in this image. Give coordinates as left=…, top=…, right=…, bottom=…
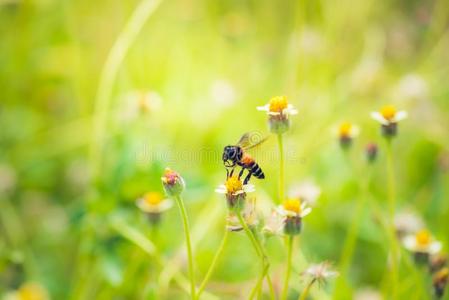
left=433, top=267, right=449, bottom=298
left=365, top=142, right=378, bottom=163
left=277, top=197, right=312, bottom=236
left=215, top=175, right=255, bottom=211
left=403, top=229, right=442, bottom=263
left=302, top=261, right=339, bottom=286
left=136, top=192, right=173, bottom=224
left=335, top=121, right=359, bottom=149
left=262, top=210, right=284, bottom=237
left=371, top=105, right=407, bottom=137
left=225, top=198, right=259, bottom=232
left=257, top=95, right=298, bottom=134
left=288, top=180, right=321, bottom=207
left=161, top=168, right=185, bottom=197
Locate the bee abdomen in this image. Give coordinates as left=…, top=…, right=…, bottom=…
left=251, top=163, right=265, bottom=179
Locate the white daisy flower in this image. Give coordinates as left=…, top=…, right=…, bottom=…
left=277, top=198, right=312, bottom=218
left=136, top=192, right=173, bottom=214
left=403, top=229, right=442, bottom=255
left=370, top=105, right=407, bottom=125
left=257, top=95, right=298, bottom=117
left=333, top=121, right=360, bottom=139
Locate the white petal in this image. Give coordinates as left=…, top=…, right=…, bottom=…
left=257, top=104, right=269, bottom=111
left=402, top=235, right=417, bottom=251
left=393, top=110, right=408, bottom=122
left=234, top=190, right=245, bottom=195
left=370, top=112, right=389, bottom=125
left=243, top=184, right=255, bottom=193
left=268, top=111, right=281, bottom=116
left=301, top=207, right=312, bottom=217
left=215, top=185, right=227, bottom=194
left=351, top=126, right=360, bottom=137
left=429, top=241, right=442, bottom=254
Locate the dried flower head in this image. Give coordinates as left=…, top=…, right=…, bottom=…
left=371, top=105, right=407, bottom=138
left=430, top=254, right=448, bottom=274
left=226, top=198, right=259, bottom=232
left=257, top=95, right=298, bottom=134
left=433, top=267, right=449, bottom=298
left=136, top=192, right=173, bottom=224
left=161, top=168, right=185, bottom=197
left=215, top=175, right=255, bottom=211
left=302, top=261, right=339, bottom=286
left=394, top=210, right=424, bottom=239
left=262, top=210, right=284, bottom=237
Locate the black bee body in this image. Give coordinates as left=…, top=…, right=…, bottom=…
left=222, top=145, right=265, bottom=184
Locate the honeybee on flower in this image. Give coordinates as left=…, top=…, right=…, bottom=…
left=277, top=197, right=312, bottom=236
left=136, top=192, right=173, bottom=225
left=257, top=95, right=298, bottom=134
left=215, top=175, right=255, bottom=212
left=403, top=229, right=442, bottom=264
left=334, top=121, right=359, bottom=149
left=371, top=105, right=407, bottom=138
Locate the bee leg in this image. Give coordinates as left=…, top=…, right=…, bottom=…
left=226, top=168, right=230, bottom=178
left=243, top=172, right=252, bottom=185
left=229, top=168, right=235, bottom=177
left=238, top=167, right=245, bottom=180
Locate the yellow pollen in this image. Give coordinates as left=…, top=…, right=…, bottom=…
left=268, top=96, right=288, bottom=113
left=415, top=230, right=431, bottom=246
left=144, top=192, right=163, bottom=206
left=225, top=175, right=243, bottom=193
left=283, top=198, right=301, bottom=214
left=338, top=122, right=352, bottom=137
left=380, top=105, right=397, bottom=120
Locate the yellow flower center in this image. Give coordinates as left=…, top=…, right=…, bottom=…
left=225, top=175, right=243, bottom=193
left=381, top=105, right=397, bottom=120
left=268, top=96, right=288, bottom=113
left=415, top=230, right=431, bottom=246
left=338, top=122, right=352, bottom=137
left=18, top=283, right=47, bottom=300
left=143, top=192, right=163, bottom=205
left=283, top=198, right=302, bottom=214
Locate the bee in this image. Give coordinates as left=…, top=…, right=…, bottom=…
left=222, top=132, right=267, bottom=184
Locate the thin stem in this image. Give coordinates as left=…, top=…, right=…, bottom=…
left=278, top=133, right=285, bottom=204
left=196, top=230, right=229, bottom=299
left=281, top=235, right=294, bottom=300
left=236, top=211, right=273, bottom=300
left=386, top=140, right=398, bottom=299
left=175, top=195, right=196, bottom=300
left=299, top=279, right=316, bottom=300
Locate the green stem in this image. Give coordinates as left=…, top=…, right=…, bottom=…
left=175, top=195, right=196, bottom=300
left=278, top=133, right=285, bottom=204
left=281, top=236, right=294, bottom=300
left=236, top=210, right=273, bottom=300
left=299, top=279, right=316, bottom=300
left=386, top=140, right=398, bottom=299
left=196, top=230, right=229, bottom=299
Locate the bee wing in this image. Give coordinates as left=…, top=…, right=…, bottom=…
left=237, top=132, right=269, bottom=150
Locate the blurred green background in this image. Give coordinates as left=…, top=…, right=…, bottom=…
left=1, top=0, right=449, bottom=299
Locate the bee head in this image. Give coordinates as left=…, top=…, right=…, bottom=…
left=223, top=145, right=238, bottom=167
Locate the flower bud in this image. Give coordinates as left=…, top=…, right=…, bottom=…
left=269, top=116, right=291, bottom=134
left=365, top=143, right=378, bottom=163
left=161, top=168, right=185, bottom=197
left=433, top=267, right=449, bottom=299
